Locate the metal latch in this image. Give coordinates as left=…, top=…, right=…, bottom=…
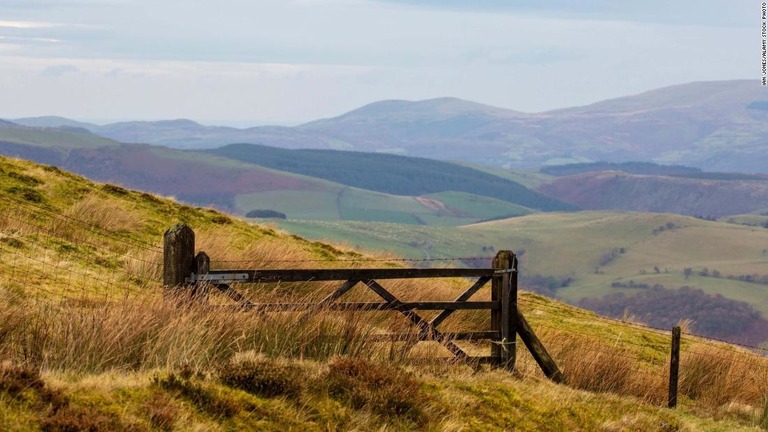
left=185, top=273, right=250, bottom=284
left=493, top=269, right=517, bottom=274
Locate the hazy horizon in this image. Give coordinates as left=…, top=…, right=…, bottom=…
left=0, top=1, right=757, bottom=124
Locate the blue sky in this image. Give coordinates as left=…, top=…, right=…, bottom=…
left=0, top=0, right=757, bottom=125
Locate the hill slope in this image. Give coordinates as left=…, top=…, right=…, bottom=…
left=0, top=124, right=547, bottom=224
left=1, top=155, right=767, bottom=430
left=538, top=171, right=768, bottom=217
left=207, top=143, right=574, bottom=212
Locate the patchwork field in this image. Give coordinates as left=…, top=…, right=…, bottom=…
left=275, top=212, right=768, bottom=322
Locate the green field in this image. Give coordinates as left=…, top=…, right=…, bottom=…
left=238, top=187, right=535, bottom=227
left=276, top=212, right=768, bottom=315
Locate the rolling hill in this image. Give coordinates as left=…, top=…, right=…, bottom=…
left=537, top=170, right=768, bottom=217
left=0, top=123, right=559, bottom=224
left=1, top=154, right=767, bottom=431
left=206, top=143, right=573, bottom=212
left=15, top=80, right=768, bottom=172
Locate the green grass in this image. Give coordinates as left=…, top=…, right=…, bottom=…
left=237, top=185, right=537, bottom=227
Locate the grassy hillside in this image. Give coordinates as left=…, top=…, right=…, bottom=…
left=1, top=155, right=767, bottom=430
left=206, top=143, right=574, bottom=212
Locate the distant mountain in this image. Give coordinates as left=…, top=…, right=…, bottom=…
left=13, top=116, right=97, bottom=130
left=538, top=171, right=768, bottom=217
left=298, top=80, right=768, bottom=171
left=8, top=80, right=768, bottom=172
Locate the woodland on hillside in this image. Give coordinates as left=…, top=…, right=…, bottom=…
left=578, top=286, right=763, bottom=339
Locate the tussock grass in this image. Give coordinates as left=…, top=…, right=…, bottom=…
left=61, top=193, right=144, bottom=236
left=679, top=346, right=768, bottom=409
left=0, top=290, right=392, bottom=373
left=527, top=327, right=666, bottom=404
left=760, top=394, right=768, bottom=430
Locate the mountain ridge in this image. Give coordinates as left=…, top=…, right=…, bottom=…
left=9, top=79, right=768, bottom=171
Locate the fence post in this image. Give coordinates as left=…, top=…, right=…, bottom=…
left=193, top=251, right=210, bottom=300
left=668, top=326, right=681, bottom=408
left=163, top=224, right=195, bottom=291
left=515, top=311, right=564, bottom=383
left=492, top=250, right=517, bottom=370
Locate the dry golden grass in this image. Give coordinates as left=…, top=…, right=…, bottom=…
left=521, top=326, right=667, bottom=404
left=63, top=193, right=145, bottom=234
left=679, top=346, right=768, bottom=409
left=0, top=290, right=399, bottom=373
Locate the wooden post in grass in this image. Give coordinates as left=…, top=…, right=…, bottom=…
left=163, top=224, right=195, bottom=291
left=668, top=326, right=681, bottom=408
left=515, top=311, right=564, bottom=383
left=193, top=251, right=210, bottom=300
left=492, top=250, right=517, bottom=370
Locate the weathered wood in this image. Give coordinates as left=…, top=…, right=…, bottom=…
left=515, top=311, right=564, bottom=383
left=200, top=268, right=495, bottom=283
left=364, top=279, right=469, bottom=360
left=668, top=326, right=681, bottom=408
left=214, top=284, right=255, bottom=308
left=492, top=250, right=516, bottom=370
left=215, top=301, right=498, bottom=312
left=194, top=251, right=210, bottom=274
left=163, top=224, right=195, bottom=288
left=296, top=279, right=360, bottom=321
left=367, top=331, right=499, bottom=342
left=192, top=251, right=211, bottom=300
left=508, top=251, right=518, bottom=369
left=316, top=279, right=360, bottom=305
left=429, top=276, right=491, bottom=328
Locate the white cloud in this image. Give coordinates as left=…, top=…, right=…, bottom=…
left=0, top=20, right=57, bottom=29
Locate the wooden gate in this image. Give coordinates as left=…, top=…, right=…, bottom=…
left=163, top=224, right=562, bottom=381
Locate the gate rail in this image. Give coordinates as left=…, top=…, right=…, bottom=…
left=163, top=223, right=562, bottom=381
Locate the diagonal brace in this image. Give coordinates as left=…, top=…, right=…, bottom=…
left=429, top=276, right=490, bottom=328
left=214, top=283, right=255, bottom=308
left=364, top=279, right=469, bottom=360
left=298, top=279, right=360, bottom=321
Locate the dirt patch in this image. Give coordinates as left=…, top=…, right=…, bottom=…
left=415, top=196, right=447, bottom=213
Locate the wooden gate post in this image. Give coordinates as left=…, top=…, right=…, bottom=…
left=492, top=250, right=517, bottom=370
left=668, top=326, right=681, bottom=408
left=163, top=224, right=195, bottom=291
